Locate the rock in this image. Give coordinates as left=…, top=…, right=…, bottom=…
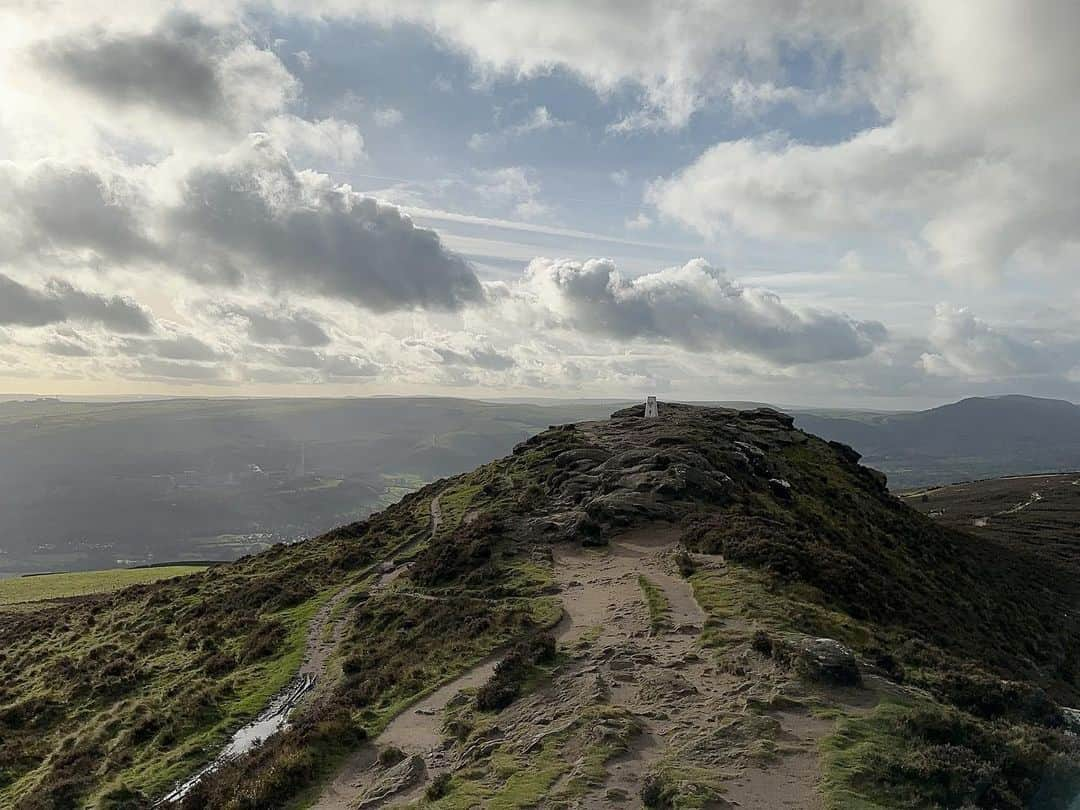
left=768, top=478, right=793, bottom=499
left=555, top=448, right=612, bottom=468
left=1061, top=707, right=1080, bottom=733
left=795, top=638, right=861, bottom=686
left=358, top=755, right=425, bottom=808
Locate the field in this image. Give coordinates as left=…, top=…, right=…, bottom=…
left=0, top=565, right=208, bottom=605
left=902, top=472, right=1080, bottom=571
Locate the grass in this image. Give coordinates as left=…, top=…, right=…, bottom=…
left=436, top=482, right=483, bottom=534
left=0, top=565, right=207, bottom=605
left=637, top=575, right=671, bottom=633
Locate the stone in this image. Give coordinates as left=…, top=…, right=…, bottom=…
left=358, top=755, right=425, bottom=808
left=795, top=638, right=861, bottom=686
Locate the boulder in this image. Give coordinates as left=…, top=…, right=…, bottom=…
left=358, top=754, right=425, bottom=808
left=795, top=638, right=861, bottom=686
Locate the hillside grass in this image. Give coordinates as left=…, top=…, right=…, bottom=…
left=0, top=565, right=207, bottom=605
left=637, top=575, right=671, bottom=633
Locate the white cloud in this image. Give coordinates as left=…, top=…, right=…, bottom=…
left=374, top=106, right=403, bottom=127
left=474, top=166, right=551, bottom=220
left=265, top=115, right=365, bottom=166
left=511, top=257, right=886, bottom=364
left=468, top=106, right=568, bottom=151
left=650, top=2, right=1080, bottom=279
left=320, top=0, right=881, bottom=130
left=919, top=304, right=1061, bottom=380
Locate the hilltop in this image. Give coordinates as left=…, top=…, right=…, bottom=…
left=1, top=403, right=1078, bottom=808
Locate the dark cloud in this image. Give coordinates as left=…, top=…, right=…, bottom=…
left=169, top=136, right=484, bottom=312
left=0, top=274, right=154, bottom=333
left=1, top=163, right=153, bottom=264
left=38, top=15, right=233, bottom=120
left=524, top=258, right=886, bottom=365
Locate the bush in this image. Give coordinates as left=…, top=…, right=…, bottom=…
left=476, top=634, right=556, bottom=712
left=378, top=746, right=405, bottom=767
left=426, top=772, right=452, bottom=800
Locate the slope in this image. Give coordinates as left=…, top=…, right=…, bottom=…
left=2, top=403, right=1078, bottom=809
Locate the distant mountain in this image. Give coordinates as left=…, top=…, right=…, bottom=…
left=795, top=395, right=1080, bottom=488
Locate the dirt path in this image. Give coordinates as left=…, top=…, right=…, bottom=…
left=310, top=493, right=450, bottom=810
left=311, top=523, right=833, bottom=809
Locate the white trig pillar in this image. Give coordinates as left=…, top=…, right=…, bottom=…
left=644, top=396, right=659, bottom=418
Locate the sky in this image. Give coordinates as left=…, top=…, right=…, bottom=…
left=1, top=1, right=1078, bottom=408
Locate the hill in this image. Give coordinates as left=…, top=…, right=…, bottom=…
left=0, top=397, right=618, bottom=576
left=796, top=395, right=1080, bottom=488
left=1, top=403, right=1077, bottom=809
left=902, top=472, right=1080, bottom=574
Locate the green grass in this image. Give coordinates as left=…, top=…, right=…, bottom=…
left=0, top=565, right=207, bottom=605
left=437, top=483, right=483, bottom=534
left=637, top=575, right=671, bottom=633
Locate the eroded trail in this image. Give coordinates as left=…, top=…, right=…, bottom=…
left=547, top=528, right=827, bottom=809
left=314, top=525, right=835, bottom=809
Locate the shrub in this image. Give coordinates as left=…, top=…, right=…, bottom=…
left=378, top=746, right=406, bottom=767
left=426, top=772, right=452, bottom=800
left=476, top=634, right=555, bottom=712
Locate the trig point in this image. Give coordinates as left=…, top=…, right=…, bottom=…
left=644, top=396, right=659, bottom=418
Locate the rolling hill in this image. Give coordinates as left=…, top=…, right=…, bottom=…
left=795, top=395, right=1080, bottom=488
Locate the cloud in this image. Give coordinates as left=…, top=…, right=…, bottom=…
left=116, top=333, right=220, bottom=361
left=516, top=257, right=886, bottom=365
left=407, top=338, right=515, bottom=371
left=919, top=305, right=1060, bottom=380
left=0, top=162, right=153, bottom=264
left=134, top=357, right=226, bottom=382
left=474, top=166, right=550, bottom=220
left=210, top=303, right=332, bottom=347
left=265, top=115, right=365, bottom=166
left=650, top=3, right=1080, bottom=278
left=34, top=13, right=297, bottom=127
left=337, top=1, right=879, bottom=129
left=167, top=135, right=485, bottom=311
left=374, top=107, right=403, bottom=127
left=0, top=273, right=154, bottom=333
left=468, top=106, right=569, bottom=151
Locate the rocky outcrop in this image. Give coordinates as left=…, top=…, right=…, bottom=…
left=357, top=754, right=425, bottom=808
left=518, top=402, right=833, bottom=542
left=793, top=638, right=861, bottom=686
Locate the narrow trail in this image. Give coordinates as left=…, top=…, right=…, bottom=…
left=160, top=495, right=444, bottom=806
left=311, top=493, right=449, bottom=810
